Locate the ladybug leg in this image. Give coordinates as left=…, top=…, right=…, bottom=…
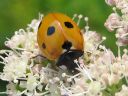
left=69, top=49, right=84, bottom=53
left=30, top=54, right=46, bottom=59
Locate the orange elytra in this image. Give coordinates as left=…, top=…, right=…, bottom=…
left=37, top=13, right=84, bottom=71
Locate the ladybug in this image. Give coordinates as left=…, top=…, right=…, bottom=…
left=37, top=13, right=84, bottom=72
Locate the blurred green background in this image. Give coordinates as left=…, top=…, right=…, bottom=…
left=0, top=0, right=120, bottom=95
left=0, top=0, right=116, bottom=50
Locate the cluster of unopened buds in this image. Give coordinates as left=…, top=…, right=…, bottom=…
left=105, top=0, right=128, bottom=46
left=0, top=0, right=128, bottom=96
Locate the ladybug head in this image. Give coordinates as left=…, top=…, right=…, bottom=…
left=56, top=50, right=83, bottom=73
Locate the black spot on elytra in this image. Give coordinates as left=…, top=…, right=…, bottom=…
left=62, top=41, right=72, bottom=50
left=47, top=26, right=55, bottom=36
left=42, top=43, right=46, bottom=49
left=64, top=22, right=73, bottom=28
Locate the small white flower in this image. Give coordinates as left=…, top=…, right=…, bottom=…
left=27, top=74, right=38, bottom=91
left=105, top=0, right=118, bottom=6
left=83, top=31, right=101, bottom=52
left=105, top=13, right=121, bottom=32
left=87, top=81, right=101, bottom=95
left=1, top=52, right=28, bottom=81
left=116, top=0, right=128, bottom=9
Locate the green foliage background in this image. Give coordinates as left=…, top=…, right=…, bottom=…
left=0, top=0, right=121, bottom=95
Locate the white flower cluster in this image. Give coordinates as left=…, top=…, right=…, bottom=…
left=105, top=0, right=128, bottom=46
left=0, top=5, right=128, bottom=96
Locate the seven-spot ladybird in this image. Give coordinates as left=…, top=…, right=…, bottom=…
left=37, top=13, right=84, bottom=72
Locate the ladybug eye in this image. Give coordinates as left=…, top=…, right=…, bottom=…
left=47, top=26, right=55, bottom=36
left=64, top=22, right=73, bottom=28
